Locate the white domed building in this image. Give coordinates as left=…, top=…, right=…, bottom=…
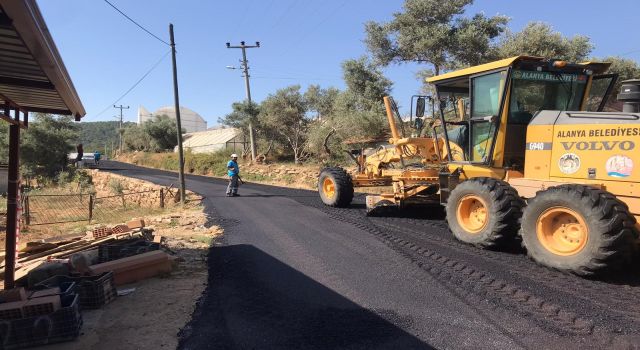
left=137, top=105, right=207, bottom=133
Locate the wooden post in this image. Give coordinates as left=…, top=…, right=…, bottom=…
left=4, top=118, right=20, bottom=288
left=24, top=195, right=30, bottom=226
left=160, top=188, right=165, bottom=208
left=169, top=24, right=186, bottom=204
left=89, top=194, right=94, bottom=223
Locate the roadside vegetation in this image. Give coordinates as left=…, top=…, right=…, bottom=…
left=0, top=0, right=639, bottom=184
left=123, top=0, right=640, bottom=168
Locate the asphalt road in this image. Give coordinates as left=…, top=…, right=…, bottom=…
left=101, top=161, right=640, bottom=350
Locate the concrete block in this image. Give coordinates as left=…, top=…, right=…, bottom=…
left=126, top=219, right=146, bottom=230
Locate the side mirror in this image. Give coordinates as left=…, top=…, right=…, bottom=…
left=415, top=97, right=426, bottom=118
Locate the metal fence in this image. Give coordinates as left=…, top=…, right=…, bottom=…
left=22, top=188, right=171, bottom=226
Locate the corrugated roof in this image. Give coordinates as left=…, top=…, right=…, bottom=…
left=182, top=128, right=243, bottom=148
left=0, top=0, right=85, bottom=118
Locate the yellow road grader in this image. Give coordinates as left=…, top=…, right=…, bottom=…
left=318, top=56, right=640, bottom=276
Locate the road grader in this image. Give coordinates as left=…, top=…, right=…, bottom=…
left=318, top=56, right=640, bottom=276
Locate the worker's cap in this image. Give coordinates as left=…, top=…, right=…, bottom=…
left=230, top=153, right=238, bottom=158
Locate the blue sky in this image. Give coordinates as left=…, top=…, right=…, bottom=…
left=39, top=0, right=640, bottom=126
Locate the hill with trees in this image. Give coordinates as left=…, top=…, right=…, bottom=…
left=78, top=120, right=135, bottom=156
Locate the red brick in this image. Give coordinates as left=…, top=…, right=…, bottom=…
left=29, top=287, right=61, bottom=299
left=22, top=295, right=61, bottom=318
left=92, top=226, right=113, bottom=239
left=0, top=287, right=26, bottom=303
left=112, top=224, right=131, bottom=234
left=0, top=301, right=25, bottom=319
left=126, top=219, right=145, bottom=229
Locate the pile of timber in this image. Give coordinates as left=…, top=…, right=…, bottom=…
left=1, top=218, right=170, bottom=285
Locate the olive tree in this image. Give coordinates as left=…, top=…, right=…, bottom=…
left=364, top=0, right=508, bottom=75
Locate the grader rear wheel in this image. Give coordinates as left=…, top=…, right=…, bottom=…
left=446, top=177, right=524, bottom=248
left=318, top=167, right=354, bottom=207
left=520, top=185, right=638, bottom=276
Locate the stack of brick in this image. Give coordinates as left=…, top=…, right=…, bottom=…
left=0, top=287, right=62, bottom=320
left=92, top=226, right=113, bottom=240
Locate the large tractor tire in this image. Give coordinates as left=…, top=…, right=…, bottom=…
left=318, top=167, right=354, bottom=207
left=446, top=177, right=524, bottom=248
left=520, top=185, right=638, bottom=276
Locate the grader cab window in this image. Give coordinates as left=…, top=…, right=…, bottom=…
left=585, top=74, right=617, bottom=112
left=509, top=70, right=588, bottom=124
left=469, top=71, right=507, bottom=163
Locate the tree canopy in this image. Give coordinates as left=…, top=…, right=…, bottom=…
left=364, top=0, right=508, bottom=75
left=496, top=22, right=593, bottom=62
left=21, top=114, right=79, bottom=177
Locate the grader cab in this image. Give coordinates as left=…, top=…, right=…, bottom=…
left=318, top=56, right=640, bottom=276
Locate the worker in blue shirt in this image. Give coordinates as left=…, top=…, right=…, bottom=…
left=226, top=153, right=240, bottom=197
left=94, top=151, right=101, bottom=167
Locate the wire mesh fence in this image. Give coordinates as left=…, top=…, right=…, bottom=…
left=23, top=189, right=167, bottom=226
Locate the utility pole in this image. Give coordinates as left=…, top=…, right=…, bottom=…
left=226, top=41, right=260, bottom=162
left=170, top=23, right=186, bottom=204
left=113, top=104, right=129, bottom=152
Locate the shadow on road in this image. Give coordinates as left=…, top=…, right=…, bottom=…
left=178, top=244, right=433, bottom=350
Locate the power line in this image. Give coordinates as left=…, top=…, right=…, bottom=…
left=93, top=50, right=171, bottom=119
left=617, top=49, right=640, bottom=57
left=252, top=75, right=337, bottom=81
left=103, top=0, right=170, bottom=46
left=290, top=0, right=348, bottom=48
left=270, top=0, right=299, bottom=30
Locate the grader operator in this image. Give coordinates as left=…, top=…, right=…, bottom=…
left=318, top=56, right=640, bottom=276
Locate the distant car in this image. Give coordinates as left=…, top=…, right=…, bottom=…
left=68, top=153, right=107, bottom=167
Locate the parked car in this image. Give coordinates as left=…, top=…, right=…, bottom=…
left=67, top=153, right=107, bottom=168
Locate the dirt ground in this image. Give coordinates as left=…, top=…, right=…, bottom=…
left=39, top=208, right=221, bottom=350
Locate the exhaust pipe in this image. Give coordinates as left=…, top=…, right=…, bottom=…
left=617, top=79, right=640, bottom=113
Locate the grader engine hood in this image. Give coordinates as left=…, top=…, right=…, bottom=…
left=529, top=111, right=640, bottom=182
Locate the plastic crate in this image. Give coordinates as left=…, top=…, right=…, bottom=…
left=98, top=239, right=160, bottom=263
left=30, top=282, right=77, bottom=300
left=0, top=294, right=82, bottom=349
left=36, top=272, right=116, bottom=309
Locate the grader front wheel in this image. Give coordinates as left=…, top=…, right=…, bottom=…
left=446, top=178, right=524, bottom=248
left=520, top=185, right=638, bottom=276
left=318, top=167, right=354, bottom=207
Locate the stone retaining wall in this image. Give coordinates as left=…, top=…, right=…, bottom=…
left=89, top=170, right=191, bottom=207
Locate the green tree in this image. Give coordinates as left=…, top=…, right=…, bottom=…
left=122, top=124, right=152, bottom=151
left=218, top=100, right=260, bottom=133
left=496, top=22, right=593, bottom=62
left=260, top=85, right=309, bottom=164
left=307, top=58, right=394, bottom=160
left=79, top=120, right=134, bottom=154
left=21, top=113, right=79, bottom=177
left=598, top=56, right=640, bottom=92
left=364, top=0, right=508, bottom=75
left=304, top=85, right=340, bottom=120
left=143, top=115, right=183, bottom=151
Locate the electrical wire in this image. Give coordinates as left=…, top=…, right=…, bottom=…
left=292, top=0, right=348, bottom=46
left=92, top=51, right=171, bottom=119
left=270, top=0, right=299, bottom=30
left=252, top=75, right=336, bottom=81
left=103, top=0, right=170, bottom=46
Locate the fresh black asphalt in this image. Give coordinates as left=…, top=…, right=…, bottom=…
left=100, top=161, right=640, bottom=350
